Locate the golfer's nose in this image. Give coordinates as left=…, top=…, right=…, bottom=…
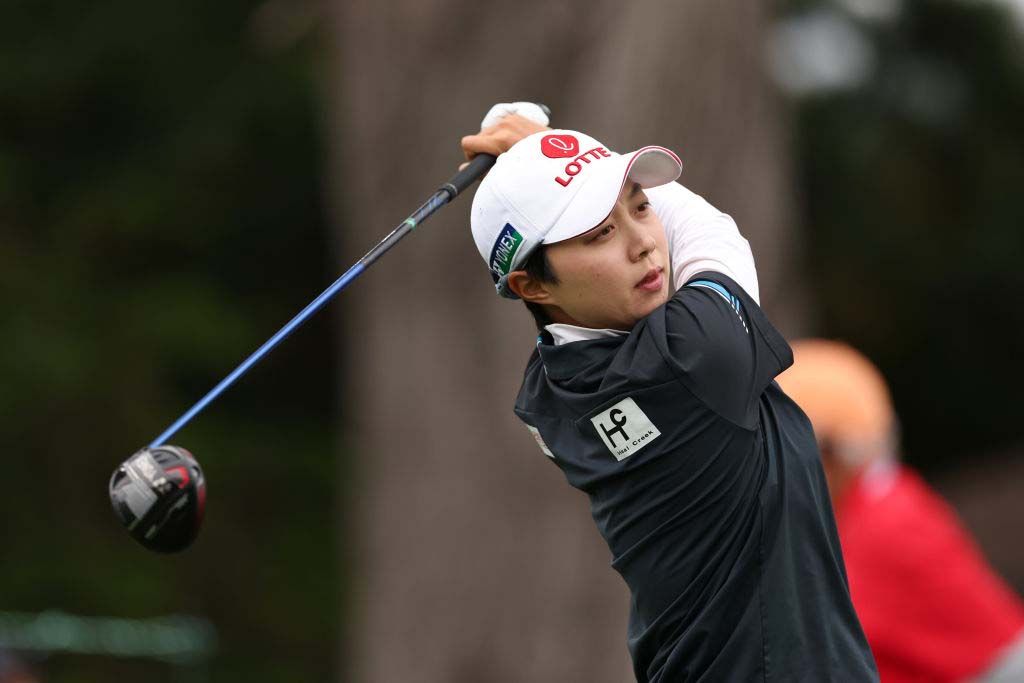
left=630, top=225, right=658, bottom=262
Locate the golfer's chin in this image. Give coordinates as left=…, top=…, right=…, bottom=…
left=611, top=293, right=670, bottom=331
left=633, top=285, right=671, bottom=316
left=559, top=284, right=671, bottom=330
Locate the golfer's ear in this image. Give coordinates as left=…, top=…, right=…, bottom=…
left=507, top=270, right=553, bottom=304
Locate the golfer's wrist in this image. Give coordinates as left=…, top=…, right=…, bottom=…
left=461, top=115, right=549, bottom=161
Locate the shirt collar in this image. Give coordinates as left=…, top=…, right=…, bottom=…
left=545, top=323, right=628, bottom=346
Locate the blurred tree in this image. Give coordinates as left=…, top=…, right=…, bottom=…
left=327, top=0, right=799, bottom=680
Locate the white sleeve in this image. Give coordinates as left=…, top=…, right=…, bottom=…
left=646, top=181, right=761, bottom=304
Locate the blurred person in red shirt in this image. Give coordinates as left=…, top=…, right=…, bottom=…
left=777, top=339, right=1024, bottom=682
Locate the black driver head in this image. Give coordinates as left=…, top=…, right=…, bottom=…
left=109, top=445, right=206, bottom=553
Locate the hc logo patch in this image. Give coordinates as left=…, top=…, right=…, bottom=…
left=540, top=134, right=579, bottom=159
left=590, top=397, right=661, bottom=461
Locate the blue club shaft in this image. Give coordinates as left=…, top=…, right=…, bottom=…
left=149, top=154, right=496, bottom=448
left=150, top=260, right=366, bottom=448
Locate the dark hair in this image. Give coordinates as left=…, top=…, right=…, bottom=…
left=521, top=245, right=559, bottom=331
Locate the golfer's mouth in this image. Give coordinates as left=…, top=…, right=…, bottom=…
left=635, top=267, right=664, bottom=292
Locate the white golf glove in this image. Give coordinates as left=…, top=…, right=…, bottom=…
left=480, top=102, right=550, bottom=130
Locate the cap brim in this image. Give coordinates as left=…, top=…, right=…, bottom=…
left=544, top=146, right=682, bottom=245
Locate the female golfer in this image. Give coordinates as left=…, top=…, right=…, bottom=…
left=462, top=103, right=878, bottom=682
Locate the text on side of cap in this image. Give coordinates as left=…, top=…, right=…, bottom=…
left=489, top=223, right=524, bottom=282
left=552, top=147, right=612, bottom=188
left=590, top=397, right=661, bottom=461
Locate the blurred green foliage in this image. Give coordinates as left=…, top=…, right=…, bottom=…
left=792, top=0, right=1024, bottom=469
left=0, top=2, right=337, bottom=681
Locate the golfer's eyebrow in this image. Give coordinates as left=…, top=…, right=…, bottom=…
left=628, top=182, right=642, bottom=199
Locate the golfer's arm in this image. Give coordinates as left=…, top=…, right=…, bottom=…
left=646, top=182, right=760, bottom=304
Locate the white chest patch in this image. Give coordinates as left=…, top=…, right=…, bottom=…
left=590, top=397, right=662, bottom=461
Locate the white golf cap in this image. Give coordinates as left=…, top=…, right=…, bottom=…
left=471, top=129, right=682, bottom=299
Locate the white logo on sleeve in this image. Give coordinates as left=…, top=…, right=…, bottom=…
left=526, top=425, right=555, bottom=458
left=590, top=397, right=661, bottom=461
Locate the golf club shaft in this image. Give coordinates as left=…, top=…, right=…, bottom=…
left=150, top=153, right=498, bottom=448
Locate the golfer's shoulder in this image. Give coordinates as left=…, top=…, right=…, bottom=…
left=513, top=347, right=544, bottom=410
left=664, top=271, right=757, bottom=331
left=653, top=270, right=789, bottom=364
left=513, top=346, right=568, bottom=423
left=643, top=270, right=793, bottom=425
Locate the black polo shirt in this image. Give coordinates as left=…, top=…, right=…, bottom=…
left=515, top=272, right=878, bottom=682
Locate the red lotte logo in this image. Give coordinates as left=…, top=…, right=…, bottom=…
left=540, top=134, right=579, bottom=159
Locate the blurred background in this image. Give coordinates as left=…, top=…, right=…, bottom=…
left=1, top=0, right=1022, bottom=681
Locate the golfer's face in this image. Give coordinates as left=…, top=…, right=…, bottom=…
left=545, top=182, right=671, bottom=330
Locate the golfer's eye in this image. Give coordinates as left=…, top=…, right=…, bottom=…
left=586, top=225, right=615, bottom=243
left=637, top=201, right=651, bottom=214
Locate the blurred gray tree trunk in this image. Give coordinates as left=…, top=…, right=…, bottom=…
left=325, top=1, right=801, bottom=681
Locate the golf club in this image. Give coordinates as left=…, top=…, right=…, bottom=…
left=109, top=106, right=549, bottom=552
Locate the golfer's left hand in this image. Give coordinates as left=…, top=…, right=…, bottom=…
left=460, top=103, right=550, bottom=167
